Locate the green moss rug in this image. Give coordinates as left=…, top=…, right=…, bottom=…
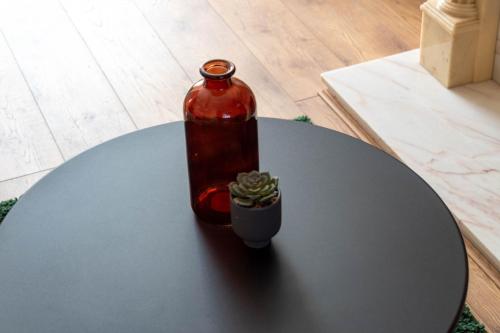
left=0, top=198, right=17, bottom=223
left=0, top=116, right=487, bottom=332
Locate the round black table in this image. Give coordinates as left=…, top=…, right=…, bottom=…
left=0, top=118, right=467, bottom=332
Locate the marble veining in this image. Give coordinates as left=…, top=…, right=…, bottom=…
left=322, top=49, right=500, bottom=269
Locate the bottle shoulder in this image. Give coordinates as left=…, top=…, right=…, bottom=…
left=184, top=77, right=256, bottom=120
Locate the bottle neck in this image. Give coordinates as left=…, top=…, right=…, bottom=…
left=203, top=78, right=232, bottom=89
left=200, top=59, right=235, bottom=89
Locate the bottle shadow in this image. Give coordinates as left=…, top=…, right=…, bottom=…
left=192, top=218, right=322, bottom=331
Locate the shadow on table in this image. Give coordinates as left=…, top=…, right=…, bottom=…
left=193, top=218, right=321, bottom=331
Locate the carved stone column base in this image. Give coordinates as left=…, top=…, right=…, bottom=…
left=438, top=0, right=478, bottom=19
left=420, top=0, right=499, bottom=88
left=420, top=0, right=480, bottom=87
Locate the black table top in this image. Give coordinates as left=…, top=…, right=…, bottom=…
left=0, top=118, right=467, bottom=332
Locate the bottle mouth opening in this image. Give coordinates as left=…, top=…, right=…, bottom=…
left=200, top=59, right=235, bottom=80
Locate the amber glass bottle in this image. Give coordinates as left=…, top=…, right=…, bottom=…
left=184, top=60, right=259, bottom=226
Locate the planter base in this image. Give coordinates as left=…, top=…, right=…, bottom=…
left=231, top=190, right=281, bottom=249
left=244, top=240, right=270, bottom=249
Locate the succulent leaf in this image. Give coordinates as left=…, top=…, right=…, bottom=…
left=233, top=197, right=254, bottom=207
left=258, top=192, right=278, bottom=205
left=229, top=170, right=280, bottom=208
left=229, top=182, right=245, bottom=197
left=236, top=173, right=247, bottom=185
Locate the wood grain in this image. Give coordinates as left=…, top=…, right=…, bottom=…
left=0, top=169, right=51, bottom=201
left=0, top=34, right=62, bottom=182
left=0, top=0, right=423, bottom=172
left=282, top=0, right=422, bottom=65
left=465, top=238, right=500, bottom=333
left=60, top=0, right=192, bottom=127
left=0, top=0, right=136, bottom=159
left=134, top=0, right=302, bottom=119
left=295, top=96, right=357, bottom=137
left=208, top=0, right=345, bottom=100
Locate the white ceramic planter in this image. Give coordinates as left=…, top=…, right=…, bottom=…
left=230, top=191, right=281, bottom=248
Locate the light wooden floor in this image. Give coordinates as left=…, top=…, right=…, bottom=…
left=0, top=0, right=422, bottom=200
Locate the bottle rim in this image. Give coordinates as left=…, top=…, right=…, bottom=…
left=200, top=59, right=236, bottom=80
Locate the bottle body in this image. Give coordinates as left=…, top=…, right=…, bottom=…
left=184, top=60, right=259, bottom=225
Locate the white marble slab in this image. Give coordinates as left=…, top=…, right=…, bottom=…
left=322, top=50, right=500, bottom=269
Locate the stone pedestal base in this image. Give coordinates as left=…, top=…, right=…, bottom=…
left=419, top=0, right=500, bottom=87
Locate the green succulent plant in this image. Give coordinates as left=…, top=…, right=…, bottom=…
left=229, top=170, right=279, bottom=208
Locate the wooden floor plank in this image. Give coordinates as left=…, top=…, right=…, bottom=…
left=295, top=96, right=357, bottom=137
left=465, top=238, right=500, bottom=333
left=0, top=34, right=63, bottom=182
left=208, top=0, right=345, bottom=100
left=0, top=0, right=136, bottom=159
left=0, top=169, right=51, bottom=201
left=134, top=0, right=302, bottom=119
left=282, top=0, right=422, bottom=65
left=60, top=0, right=192, bottom=128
